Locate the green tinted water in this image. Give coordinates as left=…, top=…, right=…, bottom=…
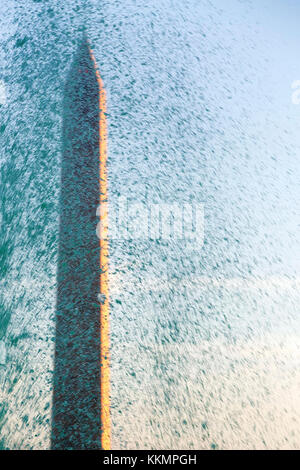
left=0, top=0, right=300, bottom=449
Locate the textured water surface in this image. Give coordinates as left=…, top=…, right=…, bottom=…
left=0, top=0, right=300, bottom=449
